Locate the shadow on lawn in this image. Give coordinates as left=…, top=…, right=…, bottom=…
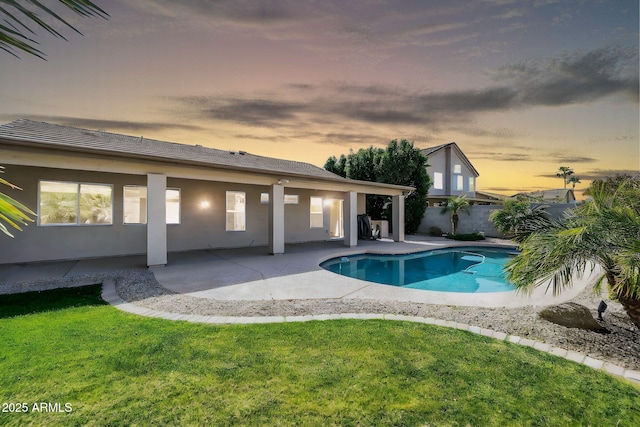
left=0, top=284, right=107, bottom=318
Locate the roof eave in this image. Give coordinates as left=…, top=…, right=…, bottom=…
left=0, top=135, right=413, bottom=193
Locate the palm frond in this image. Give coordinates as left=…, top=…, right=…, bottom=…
left=0, top=0, right=108, bottom=59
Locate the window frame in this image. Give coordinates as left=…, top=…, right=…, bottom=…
left=433, top=172, right=444, bottom=190
left=260, top=193, right=300, bottom=205
left=123, top=185, right=181, bottom=225
left=454, top=175, right=464, bottom=191
left=226, top=190, right=246, bottom=232
left=310, top=196, right=323, bottom=228
left=38, top=180, right=113, bottom=226
left=284, top=194, right=299, bottom=205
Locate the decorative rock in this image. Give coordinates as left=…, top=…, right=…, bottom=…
left=538, top=303, right=610, bottom=333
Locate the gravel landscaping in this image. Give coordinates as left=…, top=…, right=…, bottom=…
left=112, top=268, right=640, bottom=371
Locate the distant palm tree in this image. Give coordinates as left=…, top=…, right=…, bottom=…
left=506, top=178, right=640, bottom=329
left=566, top=176, right=581, bottom=190
left=0, top=0, right=108, bottom=59
left=555, top=166, right=574, bottom=189
left=440, top=195, right=470, bottom=235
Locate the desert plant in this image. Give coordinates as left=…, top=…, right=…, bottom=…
left=506, top=178, right=640, bottom=329
left=440, top=195, right=470, bottom=235
left=428, top=226, right=443, bottom=237
left=0, top=166, right=35, bottom=237
left=489, top=198, right=552, bottom=242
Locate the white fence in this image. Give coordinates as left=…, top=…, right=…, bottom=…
left=417, top=204, right=576, bottom=237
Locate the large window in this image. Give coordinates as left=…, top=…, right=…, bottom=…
left=226, top=191, right=246, bottom=231
left=166, top=189, right=181, bottom=224
left=310, top=197, right=323, bottom=228
left=284, top=194, right=299, bottom=205
left=433, top=172, right=443, bottom=190
left=454, top=175, right=464, bottom=191
left=260, top=193, right=300, bottom=204
left=39, top=181, right=112, bottom=225
left=123, top=186, right=181, bottom=224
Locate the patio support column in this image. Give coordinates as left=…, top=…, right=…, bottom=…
left=147, top=173, right=167, bottom=266
left=392, top=194, right=405, bottom=242
left=343, top=191, right=358, bottom=247
left=269, top=183, right=285, bottom=254
left=357, top=193, right=366, bottom=214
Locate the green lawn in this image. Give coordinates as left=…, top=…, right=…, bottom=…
left=1, top=285, right=638, bottom=426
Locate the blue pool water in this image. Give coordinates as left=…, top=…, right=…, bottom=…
left=320, top=247, right=519, bottom=293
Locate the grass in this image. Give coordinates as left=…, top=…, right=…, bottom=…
left=0, top=285, right=639, bottom=426
left=0, top=285, right=107, bottom=318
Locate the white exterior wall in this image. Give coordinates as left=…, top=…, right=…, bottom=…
left=0, top=165, right=358, bottom=264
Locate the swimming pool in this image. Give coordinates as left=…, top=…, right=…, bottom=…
left=320, top=246, right=519, bottom=293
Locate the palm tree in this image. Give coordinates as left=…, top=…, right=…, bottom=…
left=0, top=166, right=35, bottom=237
left=440, top=195, right=470, bottom=235
left=567, top=176, right=581, bottom=190
left=489, top=198, right=551, bottom=242
left=555, top=166, right=574, bottom=189
left=506, top=178, right=640, bottom=329
left=1, top=1, right=106, bottom=234
left=1, top=0, right=108, bottom=59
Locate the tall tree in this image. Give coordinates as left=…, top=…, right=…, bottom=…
left=324, top=139, right=430, bottom=234
left=566, top=175, right=581, bottom=190
left=323, top=154, right=347, bottom=178
left=379, top=139, right=430, bottom=233
left=555, top=166, right=574, bottom=189
left=506, top=177, right=640, bottom=329
left=0, top=0, right=108, bottom=59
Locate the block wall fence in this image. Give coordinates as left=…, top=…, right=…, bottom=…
left=417, top=204, right=576, bottom=237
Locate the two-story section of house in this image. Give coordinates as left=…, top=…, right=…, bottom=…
left=421, top=142, right=479, bottom=206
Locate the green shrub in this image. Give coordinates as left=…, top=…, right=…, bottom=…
left=445, top=232, right=485, bottom=241
left=428, top=226, right=443, bottom=236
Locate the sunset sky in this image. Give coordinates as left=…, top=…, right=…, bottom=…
left=1, top=0, right=638, bottom=197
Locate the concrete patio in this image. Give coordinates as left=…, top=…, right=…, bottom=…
left=0, top=236, right=593, bottom=308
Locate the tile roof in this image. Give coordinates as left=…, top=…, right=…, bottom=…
left=0, top=119, right=344, bottom=181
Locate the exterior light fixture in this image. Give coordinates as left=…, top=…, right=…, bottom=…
left=597, top=300, right=607, bottom=321
left=200, top=200, right=210, bottom=209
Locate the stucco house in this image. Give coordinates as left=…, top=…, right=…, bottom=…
left=0, top=119, right=412, bottom=266
left=421, top=142, right=480, bottom=206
